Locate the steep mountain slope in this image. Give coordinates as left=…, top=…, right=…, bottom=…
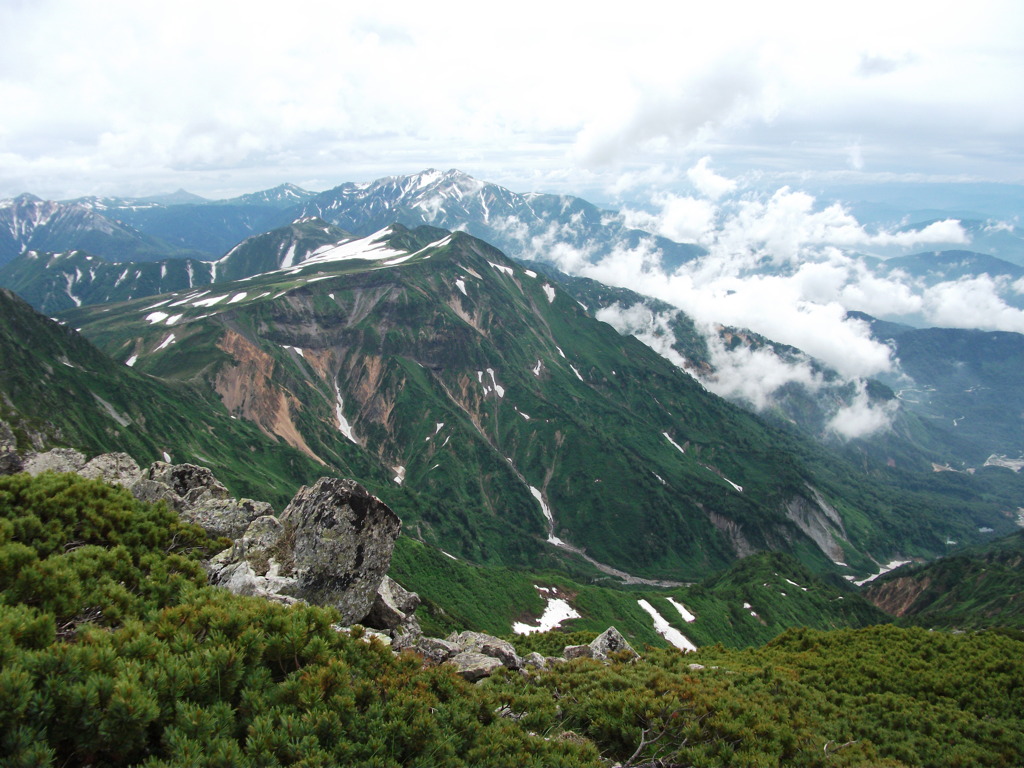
left=864, top=530, right=1024, bottom=628
left=61, top=225, right=1014, bottom=581
left=0, top=250, right=215, bottom=313
left=0, top=194, right=192, bottom=266
left=0, top=289, right=327, bottom=506
left=72, top=184, right=315, bottom=257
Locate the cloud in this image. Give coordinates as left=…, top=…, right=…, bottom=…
left=570, top=53, right=773, bottom=167
left=699, top=331, right=824, bottom=411
left=921, top=275, right=1024, bottom=331
left=846, top=141, right=865, bottom=171
left=594, top=304, right=689, bottom=369
left=620, top=196, right=717, bottom=243
left=856, top=50, right=920, bottom=78
left=687, top=156, right=737, bottom=200
left=827, top=381, right=899, bottom=440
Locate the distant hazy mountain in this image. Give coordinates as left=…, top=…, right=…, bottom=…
left=0, top=194, right=192, bottom=266
left=298, top=168, right=705, bottom=271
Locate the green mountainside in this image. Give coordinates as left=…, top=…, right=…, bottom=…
left=0, top=250, right=215, bottom=315
left=56, top=225, right=1016, bottom=583
left=0, top=288, right=326, bottom=507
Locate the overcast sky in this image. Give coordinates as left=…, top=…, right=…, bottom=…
left=2, top=0, right=1023, bottom=202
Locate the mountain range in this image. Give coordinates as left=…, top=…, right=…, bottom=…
left=1, top=169, right=1023, bottom=636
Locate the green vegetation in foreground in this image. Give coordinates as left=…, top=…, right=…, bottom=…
left=2, top=472, right=1023, bottom=767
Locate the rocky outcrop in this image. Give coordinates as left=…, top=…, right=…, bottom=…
left=565, top=627, right=638, bottom=662
left=864, top=575, right=932, bottom=617
left=130, top=461, right=272, bottom=540
left=447, top=652, right=504, bottom=682
left=588, top=626, right=639, bottom=661
left=207, top=477, right=402, bottom=624
left=281, top=478, right=402, bottom=623
left=0, top=442, right=405, bottom=631
left=447, top=631, right=524, bottom=671
left=784, top=487, right=848, bottom=563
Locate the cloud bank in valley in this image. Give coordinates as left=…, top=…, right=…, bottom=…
left=515, top=158, right=1024, bottom=438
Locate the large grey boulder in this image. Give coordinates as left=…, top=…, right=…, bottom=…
left=563, top=627, right=639, bottom=663
left=589, top=626, right=639, bottom=661
left=280, top=478, right=401, bottom=624
left=79, top=452, right=142, bottom=487
left=21, top=447, right=87, bottom=476
left=131, top=461, right=231, bottom=511
left=131, top=461, right=269, bottom=539
left=207, top=478, right=402, bottom=625
left=414, top=636, right=462, bottom=664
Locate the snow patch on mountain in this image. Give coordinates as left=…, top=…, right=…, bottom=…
left=512, top=587, right=581, bottom=635
left=155, top=333, right=176, bottom=351
left=666, top=597, right=696, bottom=622
left=638, top=599, right=697, bottom=651
left=663, top=432, right=686, bottom=455
left=853, top=559, right=911, bottom=587
left=333, top=383, right=358, bottom=445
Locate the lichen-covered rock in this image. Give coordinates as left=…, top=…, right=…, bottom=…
left=363, top=575, right=421, bottom=630
left=524, top=652, right=548, bottom=670
left=447, top=652, right=504, bottom=682
left=21, top=447, right=87, bottom=475
left=414, top=636, right=462, bottom=664
left=282, top=478, right=401, bottom=624
left=563, top=644, right=594, bottom=660
left=78, top=452, right=141, bottom=487
left=390, top=614, right=423, bottom=651
left=448, top=631, right=524, bottom=671
left=0, top=421, right=23, bottom=475
left=589, top=626, right=639, bottom=661
left=183, top=497, right=273, bottom=540
left=131, top=461, right=232, bottom=512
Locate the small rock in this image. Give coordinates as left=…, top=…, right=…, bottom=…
left=563, top=644, right=594, bottom=660
left=447, top=651, right=504, bottom=682
left=390, top=614, right=423, bottom=651
left=589, top=626, right=639, bottom=661
left=363, top=575, right=421, bottom=630
left=524, top=652, right=548, bottom=670
left=414, top=636, right=462, bottom=664
left=447, top=631, right=523, bottom=670
left=688, top=663, right=705, bottom=671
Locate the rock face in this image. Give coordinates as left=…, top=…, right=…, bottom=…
left=282, top=478, right=402, bottom=624
left=207, top=477, right=402, bottom=625
left=564, top=627, right=638, bottom=662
